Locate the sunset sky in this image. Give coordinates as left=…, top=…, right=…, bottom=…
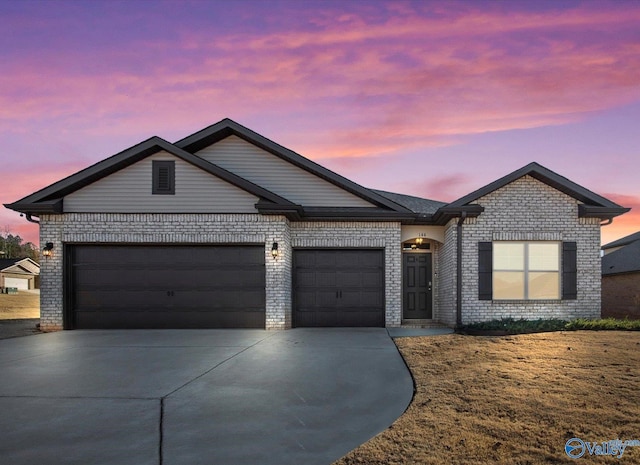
left=1, top=0, right=639, bottom=246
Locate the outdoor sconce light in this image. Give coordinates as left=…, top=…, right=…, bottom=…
left=271, top=242, right=279, bottom=259
left=42, top=242, right=54, bottom=258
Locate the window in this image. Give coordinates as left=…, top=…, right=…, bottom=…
left=492, top=242, right=560, bottom=300
left=479, top=241, right=576, bottom=301
left=152, top=161, right=175, bottom=195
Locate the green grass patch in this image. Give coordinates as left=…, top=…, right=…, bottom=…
left=457, top=317, right=640, bottom=334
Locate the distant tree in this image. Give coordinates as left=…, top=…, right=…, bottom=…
left=0, top=227, right=40, bottom=262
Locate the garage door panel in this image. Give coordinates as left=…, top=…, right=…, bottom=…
left=293, top=249, right=384, bottom=327
left=69, top=245, right=265, bottom=329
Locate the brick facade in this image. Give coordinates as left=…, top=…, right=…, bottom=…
left=455, top=175, right=602, bottom=323
left=291, top=221, right=402, bottom=326
left=39, top=214, right=403, bottom=331
left=37, top=176, right=605, bottom=331
left=602, top=273, right=640, bottom=319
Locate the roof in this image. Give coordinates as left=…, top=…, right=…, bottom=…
left=0, top=258, right=40, bottom=275
left=3, top=121, right=629, bottom=225
left=4, top=119, right=411, bottom=219
left=446, top=162, right=629, bottom=220
left=602, top=231, right=640, bottom=250
left=602, top=240, right=640, bottom=276
left=4, top=135, right=296, bottom=214
left=174, top=118, right=410, bottom=212
left=371, top=190, right=447, bottom=215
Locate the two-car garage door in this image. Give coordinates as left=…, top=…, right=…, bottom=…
left=67, top=246, right=385, bottom=329
left=68, top=245, right=265, bottom=329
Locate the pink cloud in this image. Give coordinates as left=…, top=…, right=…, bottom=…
left=601, top=193, right=640, bottom=245
left=2, top=2, right=640, bottom=165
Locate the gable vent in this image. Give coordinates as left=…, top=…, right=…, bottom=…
left=153, top=161, right=175, bottom=195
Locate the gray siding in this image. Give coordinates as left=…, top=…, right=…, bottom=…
left=196, top=135, right=376, bottom=207
left=64, top=152, right=259, bottom=213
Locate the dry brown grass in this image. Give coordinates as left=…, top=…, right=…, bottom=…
left=0, top=292, right=39, bottom=319
left=335, top=332, right=640, bottom=465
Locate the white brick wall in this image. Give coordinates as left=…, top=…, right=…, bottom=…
left=39, top=214, right=402, bottom=331
left=39, top=213, right=293, bottom=331
left=291, top=221, right=402, bottom=326
left=458, top=176, right=601, bottom=323
left=438, top=219, right=458, bottom=326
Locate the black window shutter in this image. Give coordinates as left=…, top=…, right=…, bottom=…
left=152, top=161, right=175, bottom=195
left=478, top=242, right=493, bottom=300
left=562, top=241, right=577, bottom=300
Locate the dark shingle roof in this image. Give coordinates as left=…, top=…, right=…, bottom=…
left=370, top=190, right=447, bottom=215
left=602, top=240, right=640, bottom=275
left=602, top=231, right=640, bottom=250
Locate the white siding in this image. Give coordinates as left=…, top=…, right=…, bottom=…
left=196, top=135, right=376, bottom=207
left=64, top=152, right=259, bottom=213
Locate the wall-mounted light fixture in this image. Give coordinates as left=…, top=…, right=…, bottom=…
left=271, top=242, right=279, bottom=259
left=42, top=242, right=54, bottom=258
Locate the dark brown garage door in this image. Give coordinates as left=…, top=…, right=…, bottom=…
left=67, top=245, right=265, bottom=329
left=293, top=249, right=384, bottom=327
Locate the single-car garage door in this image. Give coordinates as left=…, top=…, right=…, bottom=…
left=68, top=245, right=265, bottom=329
left=293, top=249, right=384, bottom=327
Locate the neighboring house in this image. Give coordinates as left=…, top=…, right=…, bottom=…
left=601, top=232, right=640, bottom=319
left=0, top=258, right=40, bottom=290
left=4, top=119, right=629, bottom=331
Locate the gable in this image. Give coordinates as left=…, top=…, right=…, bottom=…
left=472, top=175, right=580, bottom=227
left=195, top=135, right=376, bottom=208
left=64, top=151, right=260, bottom=213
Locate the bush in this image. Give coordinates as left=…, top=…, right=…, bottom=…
left=457, top=317, right=567, bottom=334
left=457, top=317, right=640, bottom=334
left=564, top=317, right=640, bottom=331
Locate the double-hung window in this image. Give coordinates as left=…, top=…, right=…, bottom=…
left=492, top=242, right=560, bottom=300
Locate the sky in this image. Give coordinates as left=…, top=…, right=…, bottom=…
left=1, top=0, right=639, bottom=246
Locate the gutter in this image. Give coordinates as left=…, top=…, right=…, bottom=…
left=24, top=214, right=40, bottom=224
left=456, top=211, right=467, bottom=327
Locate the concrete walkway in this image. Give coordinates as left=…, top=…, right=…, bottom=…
left=0, top=328, right=413, bottom=465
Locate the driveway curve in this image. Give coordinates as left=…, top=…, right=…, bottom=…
left=0, top=328, right=413, bottom=465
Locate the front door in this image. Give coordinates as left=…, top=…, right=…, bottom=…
left=403, top=253, right=432, bottom=319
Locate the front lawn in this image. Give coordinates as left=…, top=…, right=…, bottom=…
left=0, top=292, right=39, bottom=319
left=334, top=331, right=640, bottom=464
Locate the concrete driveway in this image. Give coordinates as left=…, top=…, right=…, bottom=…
left=0, top=328, right=413, bottom=465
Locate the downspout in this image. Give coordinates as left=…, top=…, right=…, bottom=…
left=456, top=211, right=467, bottom=327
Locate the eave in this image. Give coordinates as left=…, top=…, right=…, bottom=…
left=578, top=205, right=630, bottom=219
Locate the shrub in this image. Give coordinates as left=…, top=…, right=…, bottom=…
left=457, top=317, right=640, bottom=334
left=457, top=317, right=567, bottom=334
left=564, top=317, right=640, bottom=331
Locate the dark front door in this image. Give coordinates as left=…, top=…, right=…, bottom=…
left=67, top=245, right=265, bottom=329
left=293, top=249, right=384, bottom=327
left=403, top=253, right=432, bottom=319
